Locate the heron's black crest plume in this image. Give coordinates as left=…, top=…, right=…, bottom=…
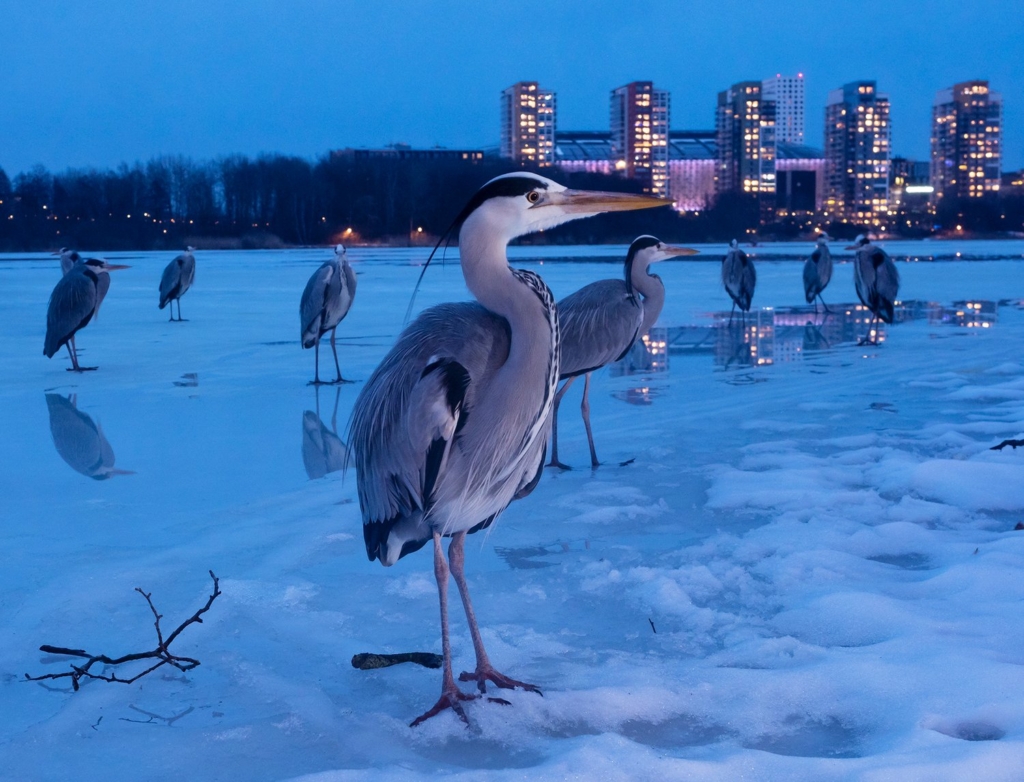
left=623, top=235, right=659, bottom=298
left=403, top=175, right=551, bottom=324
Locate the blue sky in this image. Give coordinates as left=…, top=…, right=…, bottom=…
left=1, top=0, right=1020, bottom=173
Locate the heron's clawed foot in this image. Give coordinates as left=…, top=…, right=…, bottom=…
left=67, top=366, right=98, bottom=372
left=332, top=377, right=356, bottom=385
left=409, top=686, right=478, bottom=728
left=459, top=666, right=543, bottom=696
left=308, top=379, right=331, bottom=386
left=545, top=459, right=572, bottom=471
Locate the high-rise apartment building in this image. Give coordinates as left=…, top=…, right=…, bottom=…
left=824, top=81, right=891, bottom=223
left=610, top=82, right=671, bottom=197
left=715, top=81, right=776, bottom=199
left=500, top=82, right=556, bottom=166
left=762, top=73, right=805, bottom=144
left=931, top=80, right=1002, bottom=201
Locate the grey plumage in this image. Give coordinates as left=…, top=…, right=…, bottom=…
left=43, top=257, right=130, bottom=371
left=723, top=239, right=756, bottom=319
left=549, top=236, right=696, bottom=468
left=56, top=248, right=80, bottom=275
left=347, top=172, right=670, bottom=727
left=850, top=234, right=900, bottom=330
left=159, top=247, right=196, bottom=321
left=803, top=236, right=833, bottom=309
left=45, top=394, right=133, bottom=480
left=300, top=244, right=357, bottom=384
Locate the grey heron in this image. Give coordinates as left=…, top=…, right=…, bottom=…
left=45, top=394, right=134, bottom=479
left=159, top=246, right=196, bottom=321
left=43, top=257, right=131, bottom=371
left=803, top=235, right=833, bottom=312
left=547, top=235, right=696, bottom=470
left=348, top=173, right=669, bottom=727
left=848, top=234, right=899, bottom=344
left=300, top=244, right=356, bottom=385
left=302, top=386, right=349, bottom=479
left=722, top=239, right=756, bottom=323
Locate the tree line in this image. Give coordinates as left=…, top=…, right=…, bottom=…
left=1, top=154, right=1021, bottom=252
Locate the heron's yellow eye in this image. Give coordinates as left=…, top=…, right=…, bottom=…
left=526, top=191, right=541, bottom=204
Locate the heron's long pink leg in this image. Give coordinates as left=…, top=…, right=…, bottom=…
left=450, top=532, right=542, bottom=697
left=581, top=372, right=600, bottom=468
left=409, top=532, right=477, bottom=727
left=546, top=377, right=575, bottom=470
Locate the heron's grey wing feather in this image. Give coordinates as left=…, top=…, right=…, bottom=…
left=349, top=302, right=510, bottom=565
left=874, top=252, right=900, bottom=322
left=343, top=261, right=357, bottom=309
left=44, top=272, right=96, bottom=356
left=803, top=258, right=818, bottom=302
left=558, top=280, right=642, bottom=377
left=818, top=247, right=833, bottom=288
left=322, top=265, right=345, bottom=329
left=159, top=256, right=183, bottom=307
left=854, top=251, right=876, bottom=309
left=300, top=262, right=332, bottom=346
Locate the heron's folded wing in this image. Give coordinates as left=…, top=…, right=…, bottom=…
left=299, top=262, right=332, bottom=342
left=558, top=280, right=642, bottom=377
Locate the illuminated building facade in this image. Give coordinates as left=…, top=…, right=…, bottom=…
left=500, top=82, right=557, bottom=166
left=762, top=74, right=805, bottom=144
left=610, top=81, right=671, bottom=197
left=715, top=81, right=777, bottom=200
left=930, top=80, right=1002, bottom=201
left=668, top=131, right=717, bottom=212
left=824, top=81, right=891, bottom=223
left=775, top=142, right=825, bottom=214
left=889, top=157, right=932, bottom=211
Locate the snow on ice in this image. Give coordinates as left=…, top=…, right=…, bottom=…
left=1, top=240, right=1024, bottom=780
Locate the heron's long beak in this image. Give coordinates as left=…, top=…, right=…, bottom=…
left=50, top=250, right=62, bottom=256
left=104, top=264, right=132, bottom=271
left=542, top=189, right=673, bottom=214
left=662, top=245, right=699, bottom=257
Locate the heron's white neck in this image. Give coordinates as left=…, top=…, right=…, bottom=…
left=458, top=210, right=536, bottom=328
left=630, top=261, right=666, bottom=335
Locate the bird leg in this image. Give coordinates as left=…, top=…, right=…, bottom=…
left=818, top=294, right=832, bottom=314
left=329, top=328, right=353, bottom=384
left=580, top=373, right=600, bottom=468
left=728, top=302, right=735, bottom=326
left=175, top=299, right=188, bottom=322
left=545, top=377, right=575, bottom=470
left=308, top=335, right=325, bottom=386
left=409, top=532, right=477, bottom=728
left=66, top=336, right=97, bottom=372
left=451, top=532, right=542, bottom=697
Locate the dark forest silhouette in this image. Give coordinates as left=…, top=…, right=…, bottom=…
left=0, top=155, right=1021, bottom=251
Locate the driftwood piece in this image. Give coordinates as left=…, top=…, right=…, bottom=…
left=351, top=652, right=443, bottom=670
left=25, top=571, right=221, bottom=691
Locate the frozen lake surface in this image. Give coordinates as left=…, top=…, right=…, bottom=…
left=2, top=240, right=1024, bottom=780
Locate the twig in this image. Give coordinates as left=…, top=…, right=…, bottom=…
left=25, top=571, right=221, bottom=691
left=991, top=439, right=1024, bottom=451
left=648, top=618, right=657, bottom=634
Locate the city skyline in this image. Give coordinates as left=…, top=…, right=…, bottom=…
left=0, top=0, right=1021, bottom=174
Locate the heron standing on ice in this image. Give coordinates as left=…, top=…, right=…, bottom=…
left=803, top=235, right=833, bottom=312
left=159, top=247, right=196, bottom=321
left=722, top=239, right=756, bottom=323
left=348, top=173, right=668, bottom=726
left=43, top=257, right=131, bottom=371
left=849, top=234, right=899, bottom=343
left=300, top=244, right=356, bottom=385
left=547, top=235, right=696, bottom=470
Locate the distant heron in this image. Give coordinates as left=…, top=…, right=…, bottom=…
left=44, top=257, right=131, bottom=371
left=348, top=173, right=668, bottom=727
left=300, top=244, right=356, bottom=385
left=159, top=246, right=196, bottom=321
left=45, top=394, right=134, bottom=479
left=53, top=247, right=80, bottom=275
left=723, top=239, right=756, bottom=323
left=547, top=235, right=696, bottom=469
left=302, top=386, right=349, bottom=479
left=848, top=234, right=899, bottom=344
left=803, top=235, right=833, bottom=311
